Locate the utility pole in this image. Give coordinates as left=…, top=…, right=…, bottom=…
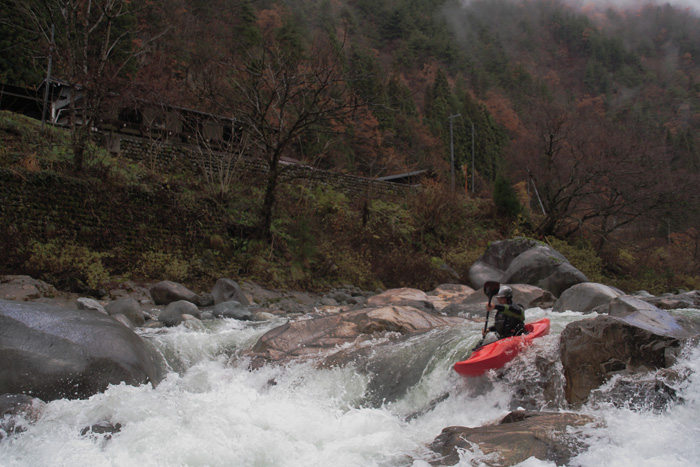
left=448, top=113, right=460, bottom=192
left=466, top=118, right=475, bottom=194
left=41, top=24, right=55, bottom=130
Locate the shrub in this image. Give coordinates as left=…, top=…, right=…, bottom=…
left=134, top=250, right=190, bottom=282
left=26, top=240, right=111, bottom=291
left=493, top=175, right=522, bottom=218
left=546, top=236, right=605, bottom=283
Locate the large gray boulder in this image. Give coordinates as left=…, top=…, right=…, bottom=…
left=105, top=297, right=146, bottom=327
left=467, top=239, right=588, bottom=297
left=429, top=410, right=595, bottom=466
left=559, top=300, right=696, bottom=407
left=212, top=300, right=252, bottom=320
left=158, top=300, right=201, bottom=327
left=553, top=282, right=624, bottom=313
left=212, top=278, right=251, bottom=306
left=449, top=284, right=553, bottom=318
left=0, top=300, right=163, bottom=401
left=243, top=305, right=464, bottom=368
left=467, top=238, right=542, bottom=289
left=149, top=280, right=202, bottom=306
left=501, top=246, right=588, bottom=297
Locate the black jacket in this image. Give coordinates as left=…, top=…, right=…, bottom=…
left=488, top=303, right=525, bottom=338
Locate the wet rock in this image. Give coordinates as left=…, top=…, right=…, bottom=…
left=468, top=238, right=543, bottom=288
left=212, top=278, right=251, bottom=306
left=212, top=300, right=252, bottom=320
left=426, top=284, right=475, bottom=312
left=105, top=297, right=146, bottom=326
left=149, top=280, right=203, bottom=306
left=159, top=300, right=200, bottom=327
left=559, top=304, right=696, bottom=407
left=0, top=299, right=163, bottom=401
left=501, top=246, right=588, bottom=297
left=0, top=394, right=46, bottom=439
left=553, top=282, right=624, bottom=313
left=77, top=297, right=108, bottom=315
left=588, top=370, right=684, bottom=413
left=429, top=410, right=595, bottom=466
left=80, top=420, right=123, bottom=438
left=242, top=305, right=464, bottom=368
left=455, top=284, right=553, bottom=317
left=367, top=288, right=436, bottom=312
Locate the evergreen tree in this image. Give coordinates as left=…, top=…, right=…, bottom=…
left=493, top=174, right=522, bottom=218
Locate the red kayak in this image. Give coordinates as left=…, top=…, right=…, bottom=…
left=453, top=318, right=551, bottom=377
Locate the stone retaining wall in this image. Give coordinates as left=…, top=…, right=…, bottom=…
left=108, top=133, right=415, bottom=200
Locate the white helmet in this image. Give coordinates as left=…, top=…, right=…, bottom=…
left=496, top=285, right=512, bottom=299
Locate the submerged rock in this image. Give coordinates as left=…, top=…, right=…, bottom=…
left=242, top=305, right=465, bottom=368
left=429, top=410, right=595, bottom=466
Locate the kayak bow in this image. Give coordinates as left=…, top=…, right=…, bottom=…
left=453, top=318, right=551, bottom=377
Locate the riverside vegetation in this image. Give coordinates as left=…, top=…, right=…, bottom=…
left=0, top=110, right=697, bottom=297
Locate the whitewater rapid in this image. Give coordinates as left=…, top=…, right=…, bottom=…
left=1, top=308, right=698, bottom=466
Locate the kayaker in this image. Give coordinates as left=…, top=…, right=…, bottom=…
left=483, top=285, right=525, bottom=339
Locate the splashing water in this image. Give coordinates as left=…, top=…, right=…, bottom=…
left=1, top=308, right=698, bottom=466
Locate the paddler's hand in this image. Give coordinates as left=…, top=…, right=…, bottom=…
left=486, top=303, right=495, bottom=312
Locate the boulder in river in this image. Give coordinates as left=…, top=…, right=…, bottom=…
left=553, top=282, right=624, bottom=313
left=559, top=299, right=697, bottom=407
left=467, top=238, right=588, bottom=297
left=242, top=305, right=465, bottom=368
left=429, top=410, right=596, bottom=466
left=0, top=299, right=164, bottom=401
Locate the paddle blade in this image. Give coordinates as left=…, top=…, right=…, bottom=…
left=483, top=281, right=500, bottom=300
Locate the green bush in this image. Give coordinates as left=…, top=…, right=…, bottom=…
left=493, top=175, right=522, bottom=218
left=134, top=250, right=190, bottom=282
left=26, top=240, right=111, bottom=291
left=546, top=236, right=605, bottom=283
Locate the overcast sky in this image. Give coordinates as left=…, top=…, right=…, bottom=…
left=556, top=0, right=700, bottom=15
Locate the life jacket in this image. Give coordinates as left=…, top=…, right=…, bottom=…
left=493, top=303, right=525, bottom=337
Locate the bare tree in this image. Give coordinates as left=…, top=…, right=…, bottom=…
left=192, top=114, right=249, bottom=199
left=512, top=96, right=680, bottom=250
left=198, top=27, right=369, bottom=241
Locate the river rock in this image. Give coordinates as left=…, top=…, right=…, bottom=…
left=105, top=297, right=146, bottom=326
left=468, top=238, right=543, bottom=288
left=426, top=284, right=475, bottom=312
left=553, top=282, right=624, bottom=313
left=212, top=278, right=251, bottom=306
left=466, top=238, right=588, bottom=297
left=640, top=290, right=700, bottom=310
left=451, top=284, right=553, bottom=317
left=0, top=275, right=59, bottom=302
left=149, top=280, right=203, bottom=306
left=367, top=288, right=436, bottom=312
left=243, top=305, right=465, bottom=368
left=158, top=300, right=201, bottom=326
left=0, top=299, right=163, bottom=401
left=213, top=300, right=252, bottom=320
left=501, top=246, right=588, bottom=297
left=76, top=297, right=108, bottom=314
left=429, top=410, right=595, bottom=466
left=559, top=303, right=696, bottom=407
left=0, top=394, right=47, bottom=440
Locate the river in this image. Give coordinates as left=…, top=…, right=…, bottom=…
left=1, top=307, right=698, bottom=466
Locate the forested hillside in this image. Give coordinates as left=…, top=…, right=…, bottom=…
left=2, top=0, right=699, bottom=291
